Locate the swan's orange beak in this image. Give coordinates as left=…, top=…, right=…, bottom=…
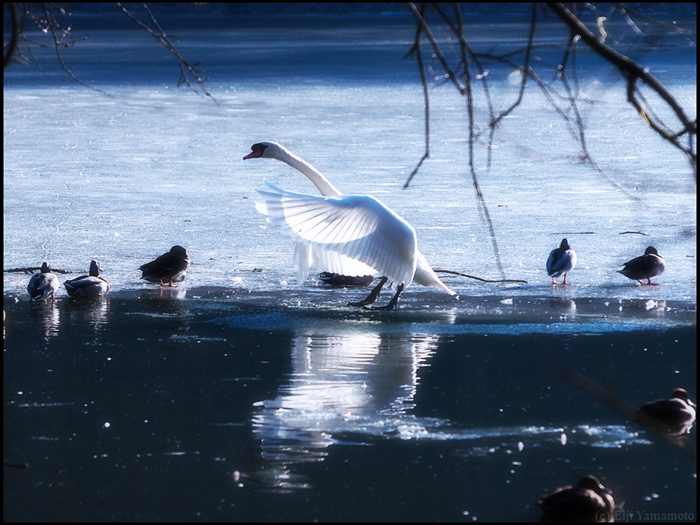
left=243, top=149, right=262, bottom=160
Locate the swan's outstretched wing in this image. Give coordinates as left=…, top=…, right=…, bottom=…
left=294, top=243, right=377, bottom=285
left=257, top=182, right=417, bottom=287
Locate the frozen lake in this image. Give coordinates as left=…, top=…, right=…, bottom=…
left=3, top=10, right=696, bottom=302
left=3, top=6, right=696, bottom=522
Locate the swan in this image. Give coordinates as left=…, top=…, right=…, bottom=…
left=139, top=245, right=190, bottom=286
left=617, top=246, right=665, bottom=285
left=546, top=238, right=576, bottom=285
left=243, top=141, right=456, bottom=308
left=65, top=260, right=110, bottom=298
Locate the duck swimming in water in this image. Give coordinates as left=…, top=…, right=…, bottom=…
left=617, top=246, right=665, bottom=285
left=27, top=262, right=60, bottom=303
left=537, top=475, right=615, bottom=522
left=65, top=260, right=110, bottom=298
left=635, top=388, right=696, bottom=435
left=546, top=238, right=577, bottom=285
left=139, top=246, right=190, bottom=286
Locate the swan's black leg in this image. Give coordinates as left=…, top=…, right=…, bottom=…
left=348, top=276, right=388, bottom=307
left=373, top=283, right=404, bottom=310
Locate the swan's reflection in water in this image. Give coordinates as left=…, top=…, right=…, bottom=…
left=240, top=310, right=652, bottom=493
left=249, top=327, right=441, bottom=492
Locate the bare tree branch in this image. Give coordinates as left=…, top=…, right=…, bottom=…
left=115, top=3, right=218, bottom=104
left=616, top=3, right=697, bottom=47
left=407, top=3, right=465, bottom=94
left=429, top=3, right=496, bottom=166
left=454, top=2, right=505, bottom=280
left=403, top=2, right=694, bottom=282
left=40, top=3, right=109, bottom=95
left=6, top=4, right=106, bottom=92
left=434, top=269, right=527, bottom=284
left=5, top=3, right=218, bottom=103
left=3, top=3, right=20, bottom=69
left=403, top=3, right=430, bottom=188
left=548, top=3, right=696, bottom=177
left=490, top=4, right=537, bottom=127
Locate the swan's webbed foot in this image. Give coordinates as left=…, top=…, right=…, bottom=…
left=369, top=284, right=404, bottom=310
left=348, top=276, right=388, bottom=307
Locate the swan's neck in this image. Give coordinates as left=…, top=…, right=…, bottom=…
left=278, top=148, right=342, bottom=197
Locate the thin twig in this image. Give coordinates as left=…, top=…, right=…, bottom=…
left=548, top=3, right=696, bottom=177
left=616, top=3, right=696, bottom=47
left=455, top=2, right=505, bottom=280
left=40, top=4, right=109, bottom=95
left=3, top=3, right=21, bottom=69
left=403, top=3, right=429, bottom=189
left=407, top=3, right=465, bottom=94
left=430, top=4, right=496, bottom=168
left=5, top=267, right=73, bottom=275
left=433, top=269, right=527, bottom=284
left=115, top=3, right=219, bottom=104
left=406, top=3, right=506, bottom=280
left=490, top=4, right=538, bottom=128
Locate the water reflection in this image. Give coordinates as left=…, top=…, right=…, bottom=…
left=137, top=288, right=190, bottom=318
left=64, top=297, right=111, bottom=344
left=250, top=327, right=441, bottom=491
left=240, top=306, right=664, bottom=493
left=547, top=297, right=577, bottom=321
left=139, top=286, right=188, bottom=302
left=29, top=300, right=61, bottom=343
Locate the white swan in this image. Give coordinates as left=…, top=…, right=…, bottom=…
left=243, top=141, right=456, bottom=308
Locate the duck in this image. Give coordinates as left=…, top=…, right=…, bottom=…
left=27, top=262, right=60, bottom=302
left=64, top=260, right=110, bottom=298
left=635, top=388, right=696, bottom=435
left=318, top=272, right=374, bottom=286
left=617, top=246, right=665, bottom=285
left=546, top=238, right=576, bottom=285
left=537, top=475, right=615, bottom=522
left=139, top=246, right=190, bottom=286
left=243, top=141, right=455, bottom=309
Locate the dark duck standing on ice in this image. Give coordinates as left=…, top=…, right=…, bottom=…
left=139, top=246, right=190, bottom=286
left=27, top=262, right=60, bottom=302
left=546, top=238, right=577, bottom=285
left=318, top=272, right=374, bottom=286
left=537, top=475, right=615, bottom=522
left=617, top=246, right=665, bottom=285
left=65, top=260, right=110, bottom=298
left=635, top=388, right=696, bottom=435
